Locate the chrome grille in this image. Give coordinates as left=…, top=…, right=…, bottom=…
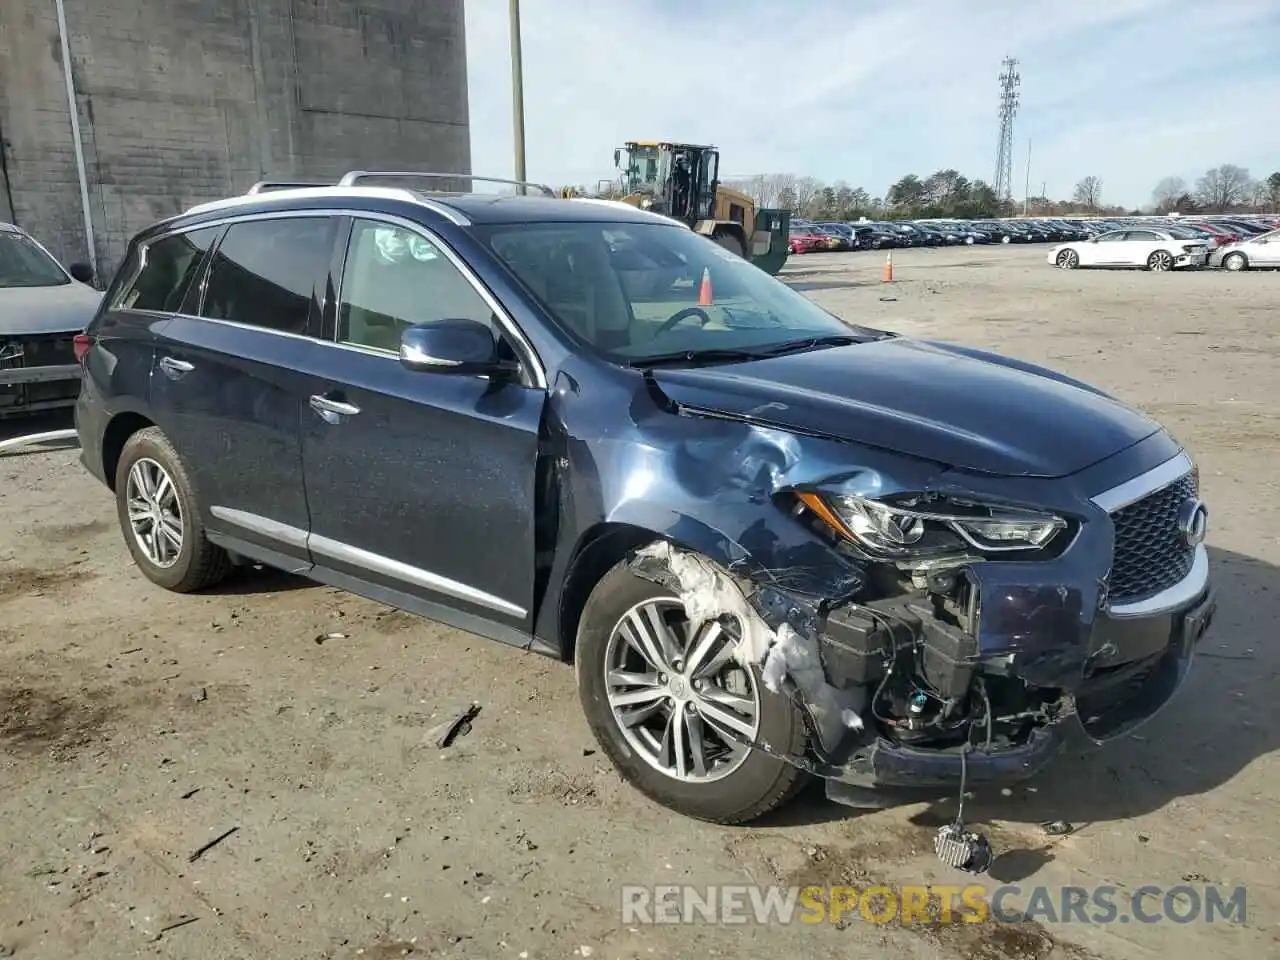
left=1109, top=472, right=1197, bottom=604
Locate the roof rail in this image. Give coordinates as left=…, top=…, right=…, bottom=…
left=337, top=170, right=556, bottom=197
left=246, top=180, right=332, bottom=195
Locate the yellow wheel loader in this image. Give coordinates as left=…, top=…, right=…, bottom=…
left=567, top=142, right=790, bottom=275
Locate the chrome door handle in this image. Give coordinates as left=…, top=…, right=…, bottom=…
left=309, top=394, right=361, bottom=422
left=159, top=356, right=194, bottom=378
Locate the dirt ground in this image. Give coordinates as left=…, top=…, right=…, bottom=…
left=2, top=244, right=1277, bottom=959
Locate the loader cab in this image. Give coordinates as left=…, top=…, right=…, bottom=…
left=617, top=141, right=720, bottom=225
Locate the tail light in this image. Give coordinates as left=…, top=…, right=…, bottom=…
left=73, top=333, right=92, bottom=364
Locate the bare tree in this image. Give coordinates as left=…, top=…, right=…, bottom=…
left=792, top=176, right=822, bottom=215
left=1151, top=176, right=1187, bottom=212
left=1267, top=172, right=1280, bottom=213
left=1072, top=176, right=1103, bottom=210
left=1195, top=165, right=1253, bottom=211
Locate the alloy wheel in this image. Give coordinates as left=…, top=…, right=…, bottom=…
left=1056, top=249, right=1079, bottom=269
left=1148, top=251, right=1173, bottom=271
left=603, top=598, right=760, bottom=783
left=125, top=457, right=184, bottom=568
left=1224, top=253, right=1246, bottom=272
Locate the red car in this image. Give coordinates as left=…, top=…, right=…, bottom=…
left=1184, top=221, right=1241, bottom=244
left=787, top=228, right=828, bottom=254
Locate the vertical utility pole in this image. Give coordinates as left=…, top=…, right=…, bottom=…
left=509, top=0, right=527, bottom=195
left=993, top=56, right=1020, bottom=205
left=1022, top=138, right=1031, bottom=215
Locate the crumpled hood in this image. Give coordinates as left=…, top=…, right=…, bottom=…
left=0, top=283, right=102, bottom=336
left=648, top=337, right=1161, bottom=478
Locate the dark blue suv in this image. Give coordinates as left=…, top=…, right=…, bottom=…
left=75, top=174, right=1215, bottom=825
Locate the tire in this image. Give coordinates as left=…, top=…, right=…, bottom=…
left=1001, top=235, right=1012, bottom=244
left=1223, top=252, right=1248, bottom=272
left=1147, top=250, right=1174, bottom=272
left=114, top=426, right=231, bottom=593
left=575, top=557, right=810, bottom=824
left=713, top=231, right=746, bottom=259
left=1056, top=249, right=1080, bottom=270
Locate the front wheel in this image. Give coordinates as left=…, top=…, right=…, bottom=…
left=1223, top=252, right=1248, bottom=272
left=1056, top=249, right=1080, bottom=270
left=114, top=427, right=231, bottom=592
left=1147, top=250, right=1174, bottom=272
left=1001, top=234, right=1012, bottom=244
left=575, top=558, right=809, bottom=824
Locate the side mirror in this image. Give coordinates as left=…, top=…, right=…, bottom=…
left=399, top=319, right=518, bottom=377
left=613, top=148, right=621, bottom=168
left=69, top=262, right=94, bottom=284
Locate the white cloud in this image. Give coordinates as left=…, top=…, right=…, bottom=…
left=464, top=0, right=1280, bottom=207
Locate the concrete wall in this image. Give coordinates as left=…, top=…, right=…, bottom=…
left=0, top=0, right=470, bottom=282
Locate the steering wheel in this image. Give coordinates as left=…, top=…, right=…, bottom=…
left=654, top=306, right=713, bottom=336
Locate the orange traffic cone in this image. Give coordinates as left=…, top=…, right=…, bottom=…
left=881, top=251, right=894, bottom=283
left=697, top=267, right=713, bottom=305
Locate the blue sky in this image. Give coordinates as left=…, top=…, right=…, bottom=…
left=463, top=0, right=1280, bottom=208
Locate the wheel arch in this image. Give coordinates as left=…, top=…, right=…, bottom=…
left=102, top=411, right=157, bottom=491
left=552, top=516, right=750, bottom=663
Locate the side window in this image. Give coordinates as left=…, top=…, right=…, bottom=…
left=337, top=219, right=493, bottom=353
left=200, top=217, right=334, bottom=334
left=118, top=228, right=219, bottom=312
left=1127, top=230, right=1157, bottom=241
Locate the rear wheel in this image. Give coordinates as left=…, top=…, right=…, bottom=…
left=114, top=427, right=231, bottom=593
left=1056, top=249, right=1080, bottom=269
left=713, top=231, right=746, bottom=259
left=1223, top=252, right=1248, bottom=272
left=1147, top=250, right=1174, bottom=272
left=575, top=558, right=809, bottom=824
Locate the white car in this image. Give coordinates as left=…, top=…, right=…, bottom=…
left=1048, top=228, right=1208, bottom=272
left=1, top=222, right=102, bottom=418
left=1208, top=228, right=1280, bottom=271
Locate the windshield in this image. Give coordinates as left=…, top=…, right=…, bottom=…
left=478, top=220, right=885, bottom=364
left=0, top=232, right=70, bottom=288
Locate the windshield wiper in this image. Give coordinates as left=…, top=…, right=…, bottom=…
left=628, top=348, right=772, bottom=369
left=755, top=334, right=866, bottom=357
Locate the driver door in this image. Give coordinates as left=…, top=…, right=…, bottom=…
left=298, top=216, right=546, bottom=639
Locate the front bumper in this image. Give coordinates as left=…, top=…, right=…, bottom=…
left=1175, top=252, right=1207, bottom=268
left=834, top=582, right=1214, bottom=789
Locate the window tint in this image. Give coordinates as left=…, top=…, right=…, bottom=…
left=337, top=220, right=493, bottom=352
left=200, top=217, right=334, bottom=333
left=1127, top=230, right=1157, bottom=241
left=119, top=228, right=218, bottom=311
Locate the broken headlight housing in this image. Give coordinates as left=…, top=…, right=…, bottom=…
left=798, top=492, right=1067, bottom=559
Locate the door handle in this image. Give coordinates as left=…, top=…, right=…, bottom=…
left=158, top=356, right=194, bottom=378
left=309, top=394, right=361, bottom=421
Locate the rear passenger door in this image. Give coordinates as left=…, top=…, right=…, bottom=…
left=149, top=214, right=338, bottom=570
left=298, top=216, right=546, bottom=640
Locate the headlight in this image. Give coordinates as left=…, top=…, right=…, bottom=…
left=797, top=491, right=1067, bottom=558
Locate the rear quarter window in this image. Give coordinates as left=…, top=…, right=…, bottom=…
left=115, top=227, right=220, bottom=313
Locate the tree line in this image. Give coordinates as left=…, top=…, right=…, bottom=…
left=719, top=166, right=1280, bottom=221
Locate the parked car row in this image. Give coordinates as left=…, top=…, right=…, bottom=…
left=786, top=212, right=1280, bottom=272
left=786, top=216, right=1098, bottom=254
left=1046, top=215, right=1280, bottom=272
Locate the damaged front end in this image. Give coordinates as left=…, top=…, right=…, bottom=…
left=627, top=447, right=1216, bottom=807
